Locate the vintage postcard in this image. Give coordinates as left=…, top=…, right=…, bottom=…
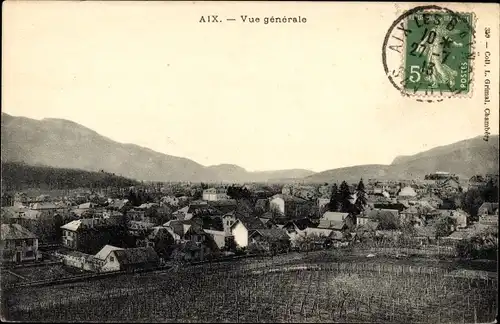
left=1, top=1, right=499, bottom=323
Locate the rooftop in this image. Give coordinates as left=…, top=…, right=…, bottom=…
left=31, top=202, right=59, bottom=210
left=1, top=224, right=37, bottom=240
left=113, top=247, right=159, bottom=265
left=231, top=213, right=265, bottom=231
left=318, top=219, right=346, bottom=230
left=94, top=244, right=124, bottom=260
left=321, top=212, right=349, bottom=222
left=271, top=194, right=308, bottom=203
left=250, top=228, right=289, bottom=241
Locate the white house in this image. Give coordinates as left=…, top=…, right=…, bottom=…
left=94, top=245, right=125, bottom=272
left=229, top=215, right=265, bottom=248
left=231, top=221, right=249, bottom=248
left=58, top=247, right=159, bottom=273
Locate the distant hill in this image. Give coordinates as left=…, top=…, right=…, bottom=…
left=1, top=161, right=139, bottom=191
left=3, top=113, right=496, bottom=184
left=252, top=169, right=317, bottom=180
left=1, top=113, right=315, bottom=183
left=391, top=136, right=499, bottom=167
left=205, top=164, right=250, bottom=183
left=304, top=135, right=499, bottom=183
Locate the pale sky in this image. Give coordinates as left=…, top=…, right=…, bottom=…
left=2, top=1, right=499, bottom=172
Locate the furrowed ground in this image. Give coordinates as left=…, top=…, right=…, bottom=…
left=2, top=249, right=498, bottom=323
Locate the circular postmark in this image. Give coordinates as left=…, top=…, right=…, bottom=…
left=382, top=5, right=476, bottom=102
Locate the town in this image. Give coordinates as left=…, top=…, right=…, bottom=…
left=2, top=2, right=499, bottom=321
left=1, top=170, right=498, bottom=322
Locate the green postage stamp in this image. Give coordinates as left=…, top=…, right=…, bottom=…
left=383, top=6, right=476, bottom=99
left=404, top=12, right=474, bottom=94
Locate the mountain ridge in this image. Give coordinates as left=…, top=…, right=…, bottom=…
left=2, top=113, right=498, bottom=183
left=1, top=113, right=315, bottom=182
left=305, top=135, right=499, bottom=183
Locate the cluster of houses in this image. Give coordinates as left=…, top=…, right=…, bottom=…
left=366, top=178, right=462, bottom=198
left=1, top=176, right=498, bottom=271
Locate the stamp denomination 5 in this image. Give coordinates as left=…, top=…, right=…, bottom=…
left=383, top=5, right=476, bottom=101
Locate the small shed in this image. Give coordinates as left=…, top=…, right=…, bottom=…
left=111, top=247, right=160, bottom=271
left=249, top=228, right=291, bottom=253
left=94, top=245, right=125, bottom=272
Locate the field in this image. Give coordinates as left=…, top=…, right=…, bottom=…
left=1, top=263, right=86, bottom=287
left=2, top=249, right=497, bottom=323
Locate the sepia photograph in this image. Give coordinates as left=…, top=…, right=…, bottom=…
left=1, top=1, right=499, bottom=323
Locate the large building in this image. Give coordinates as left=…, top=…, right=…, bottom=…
left=202, top=188, right=229, bottom=201
left=60, top=218, right=126, bottom=254
left=1, top=224, right=41, bottom=263
left=269, top=194, right=309, bottom=218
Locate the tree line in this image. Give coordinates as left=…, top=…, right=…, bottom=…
left=1, top=162, right=138, bottom=191
left=461, top=178, right=499, bottom=218
left=328, top=179, right=367, bottom=214
left=127, top=189, right=155, bottom=207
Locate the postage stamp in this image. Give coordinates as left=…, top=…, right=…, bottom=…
left=383, top=6, right=476, bottom=100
